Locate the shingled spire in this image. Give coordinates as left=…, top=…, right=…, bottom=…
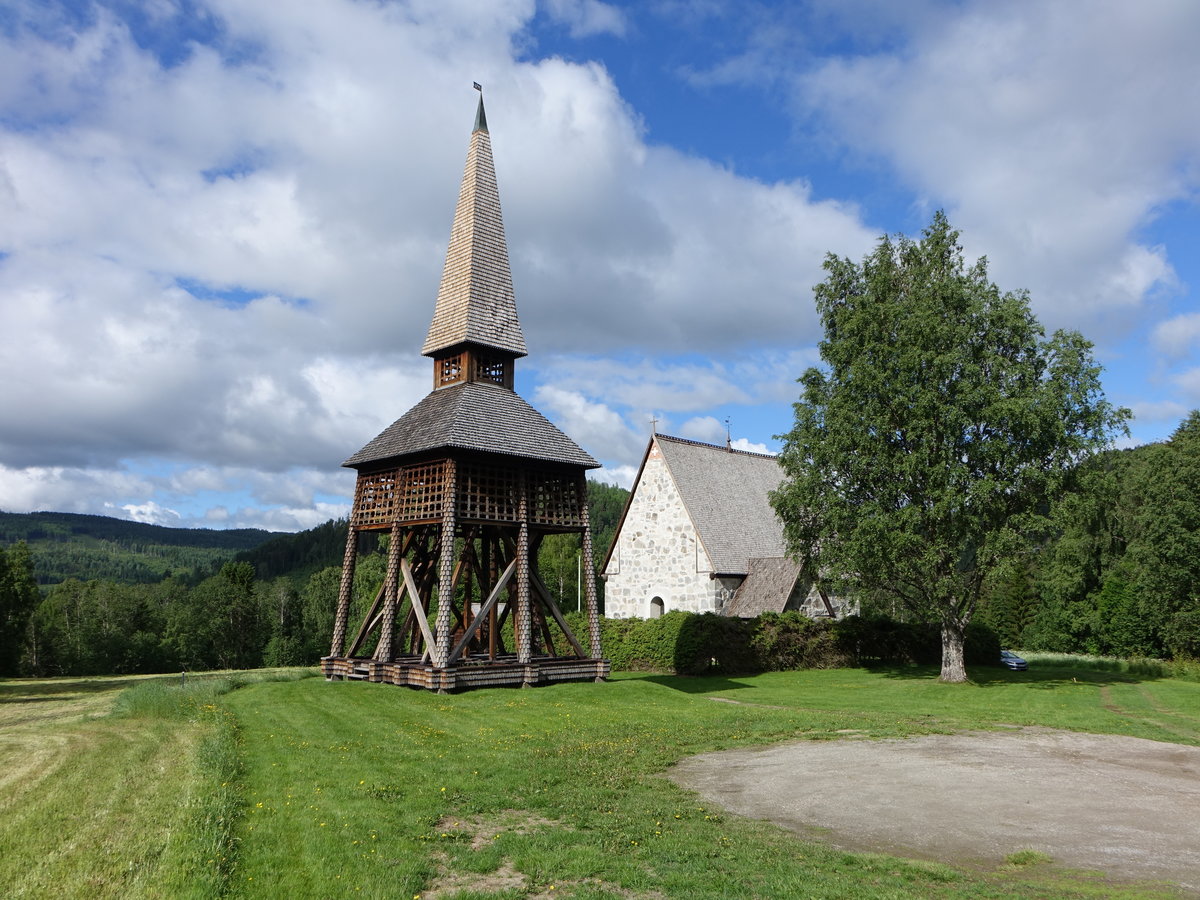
left=422, top=89, right=527, bottom=391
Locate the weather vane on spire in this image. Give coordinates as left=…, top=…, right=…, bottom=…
left=472, top=82, right=487, bottom=133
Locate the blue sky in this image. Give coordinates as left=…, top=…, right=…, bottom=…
left=1, top=0, right=1198, bottom=531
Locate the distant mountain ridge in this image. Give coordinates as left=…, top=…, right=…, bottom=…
left=0, top=510, right=282, bottom=586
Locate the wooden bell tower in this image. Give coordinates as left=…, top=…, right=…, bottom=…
left=322, top=89, right=609, bottom=691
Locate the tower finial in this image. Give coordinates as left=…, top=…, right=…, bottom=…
left=473, top=81, right=488, bottom=133
left=725, top=416, right=732, bottom=451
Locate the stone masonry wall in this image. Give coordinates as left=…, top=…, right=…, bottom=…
left=603, top=449, right=724, bottom=618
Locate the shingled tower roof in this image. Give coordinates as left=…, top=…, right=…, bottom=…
left=343, top=380, right=598, bottom=469
left=422, top=92, right=527, bottom=359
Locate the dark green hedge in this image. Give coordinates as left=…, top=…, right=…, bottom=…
left=565, top=611, right=1001, bottom=675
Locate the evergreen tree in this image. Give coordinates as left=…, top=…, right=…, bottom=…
left=1, top=543, right=40, bottom=675
left=1033, top=411, right=1200, bottom=658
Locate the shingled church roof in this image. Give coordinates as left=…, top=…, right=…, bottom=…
left=725, top=557, right=803, bottom=617
left=652, top=434, right=787, bottom=575
left=421, top=93, right=527, bottom=359
left=343, top=380, right=598, bottom=470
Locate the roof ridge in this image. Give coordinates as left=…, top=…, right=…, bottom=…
left=655, top=433, right=778, bottom=460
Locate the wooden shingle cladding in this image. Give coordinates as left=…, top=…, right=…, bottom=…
left=421, top=99, right=526, bottom=360
left=725, top=557, right=803, bottom=617
left=343, top=381, right=598, bottom=472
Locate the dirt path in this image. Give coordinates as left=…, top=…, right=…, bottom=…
left=670, top=728, right=1200, bottom=895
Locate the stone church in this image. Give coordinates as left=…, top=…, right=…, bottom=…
left=601, top=433, right=853, bottom=620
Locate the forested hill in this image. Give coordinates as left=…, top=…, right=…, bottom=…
left=234, top=481, right=632, bottom=584
left=0, top=481, right=632, bottom=594
left=0, top=511, right=280, bottom=587
left=234, top=518, right=369, bottom=583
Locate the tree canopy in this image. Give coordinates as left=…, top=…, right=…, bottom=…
left=0, top=543, right=39, bottom=675
left=772, top=212, right=1128, bottom=681
left=1027, top=411, right=1200, bottom=658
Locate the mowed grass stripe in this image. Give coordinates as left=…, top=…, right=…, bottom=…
left=223, top=671, right=1197, bottom=898
left=1097, top=683, right=1200, bottom=743
left=0, top=681, right=205, bottom=899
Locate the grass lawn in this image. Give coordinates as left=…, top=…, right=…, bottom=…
left=2, top=665, right=1197, bottom=899
left=0, top=674, right=204, bottom=898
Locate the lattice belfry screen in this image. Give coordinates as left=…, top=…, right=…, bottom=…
left=529, top=471, right=585, bottom=528
left=438, top=354, right=465, bottom=386
left=351, top=468, right=399, bottom=528
left=395, top=460, right=450, bottom=522
left=473, top=354, right=508, bottom=386
left=355, top=463, right=585, bottom=529
left=351, top=461, right=450, bottom=528
left=457, top=462, right=520, bottom=523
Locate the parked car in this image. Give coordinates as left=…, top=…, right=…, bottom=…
left=999, top=650, right=1028, bottom=671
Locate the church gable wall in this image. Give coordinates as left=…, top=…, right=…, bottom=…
left=603, top=453, right=725, bottom=618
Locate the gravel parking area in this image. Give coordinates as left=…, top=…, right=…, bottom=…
left=670, top=727, right=1200, bottom=894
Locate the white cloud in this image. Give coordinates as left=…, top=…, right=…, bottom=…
left=798, top=1, right=1200, bottom=334
left=215, top=500, right=350, bottom=533
left=532, top=385, right=645, bottom=465
left=731, top=437, right=773, bottom=455
left=1173, top=367, right=1200, bottom=403
left=1153, top=313, right=1200, bottom=360
left=589, top=464, right=638, bottom=490
left=1130, top=399, right=1190, bottom=428
left=120, top=501, right=182, bottom=526
left=543, top=0, right=627, bottom=38
left=679, top=416, right=726, bottom=443
left=535, top=349, right=817, bottom=414
left=0, top=464, right=153, bottom=515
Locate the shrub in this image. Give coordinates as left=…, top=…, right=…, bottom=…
left=587, top=610, right=1004, bottom=675
left=751, top=612, right=849, bottom=670
left=832, top=615, right=940, bottom=665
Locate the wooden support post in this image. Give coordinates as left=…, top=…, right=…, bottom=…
left=579, top=480, right=603, bottom=661
left=433, top=460, right=458, bottom=669
left=329, top=526, right=358, bottom=658
left=531, top=571, right=586, bottom=657
left=401, top=558, right=437, bottom=662
left=446, top=559, right=517, bottom=665
left=516, top=473, right=532, bottom=666
left=374, top=521, right=404, bottom=662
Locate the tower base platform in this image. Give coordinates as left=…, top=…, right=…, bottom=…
left=321, top=653, right=610, bottom=692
